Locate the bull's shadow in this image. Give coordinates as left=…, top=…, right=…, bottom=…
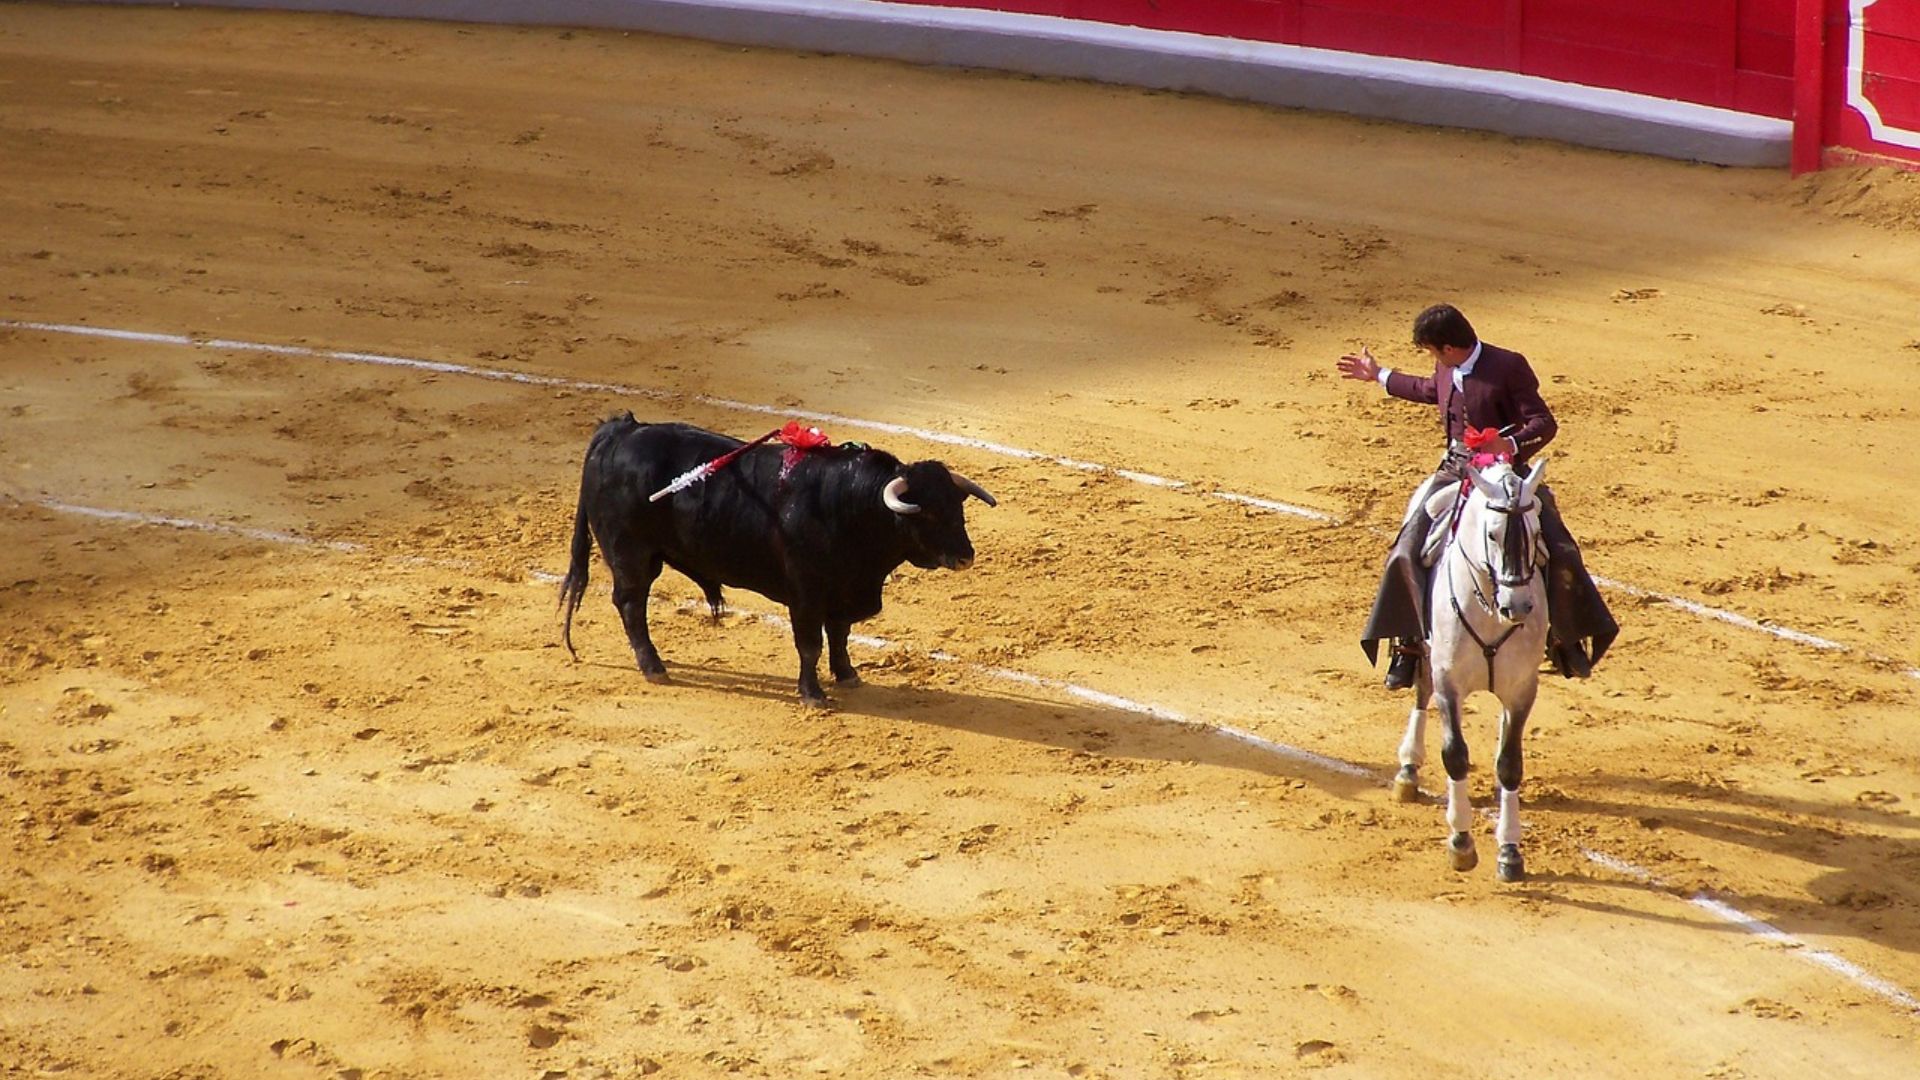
left=1516, top=774, right=1920, bottom=960
left=598, top=656, right=1380, bottom=800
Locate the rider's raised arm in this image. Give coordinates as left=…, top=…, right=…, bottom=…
left=1384, top=368, right=1439, bottom=406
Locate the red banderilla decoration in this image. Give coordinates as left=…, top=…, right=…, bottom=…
left=647, top=421, right=830, bottom=502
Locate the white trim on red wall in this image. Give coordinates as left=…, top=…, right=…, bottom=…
left=1846, top=0, right=1920, bottom=150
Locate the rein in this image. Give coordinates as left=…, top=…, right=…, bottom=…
left=1440, top=474, right=1539, bottom=688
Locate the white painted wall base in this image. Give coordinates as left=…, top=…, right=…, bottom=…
left=74, top=0, right=1790, bottom=166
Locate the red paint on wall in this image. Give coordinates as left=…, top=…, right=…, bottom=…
left=1802, top=0, right=1920, bottom=170
left=889, top=0, right=1798, bottom=117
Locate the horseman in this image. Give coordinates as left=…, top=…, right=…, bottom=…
left=1337, top=303, right=1617, bottom=690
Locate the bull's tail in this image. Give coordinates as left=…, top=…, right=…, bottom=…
left=559, top=417, right=626, bottom=658
left=558, top=486, right=594, bottom=660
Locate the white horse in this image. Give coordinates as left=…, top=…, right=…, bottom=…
left=1392, top=457, right=1550, bottom=883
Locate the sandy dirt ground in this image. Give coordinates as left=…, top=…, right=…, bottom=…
left=3, top=5, right=1920, bottom=1078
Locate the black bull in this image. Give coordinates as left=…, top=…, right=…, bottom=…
left=560, top=416, right=996, bottom=704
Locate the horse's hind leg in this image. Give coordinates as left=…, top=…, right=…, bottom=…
left=1494, top=694, right=1535, bottom=882
left=1436, top=689, right=1478, bottom=871
left=1392, top=661, right=1434, bottom=803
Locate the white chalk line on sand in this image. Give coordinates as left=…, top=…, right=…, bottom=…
left=1583, top=850, right=1920, bottom=1014
left=6, top=318, right=1914, bottom=681
left=12, top=493, right=1916, bottom=1018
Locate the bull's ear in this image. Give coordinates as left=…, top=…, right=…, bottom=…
left=949, top=470, right=996, bottom=507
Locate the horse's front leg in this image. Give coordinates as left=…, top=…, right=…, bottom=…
left=1435, top=686, right=1478, bottom=872
left=1494, top=685, right=1538, bottom=882
left=1392, top=656, right=1434, bottom=803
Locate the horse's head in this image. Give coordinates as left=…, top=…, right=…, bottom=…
left=1464, top=458, right=1548, bottom=624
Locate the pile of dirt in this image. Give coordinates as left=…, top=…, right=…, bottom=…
left=1785, top=163, right=1920, bottom=231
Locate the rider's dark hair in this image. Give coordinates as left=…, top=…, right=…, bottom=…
left=1411, top=304, right=1478, bottom=350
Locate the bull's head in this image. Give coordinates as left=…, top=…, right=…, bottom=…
left=882, top=461, right=996, bottom=570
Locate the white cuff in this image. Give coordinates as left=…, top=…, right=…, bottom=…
left=1376, top=368, right=1393, bottom=389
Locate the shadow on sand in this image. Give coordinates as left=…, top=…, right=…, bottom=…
left=597, top=655, right=1382, bottom=801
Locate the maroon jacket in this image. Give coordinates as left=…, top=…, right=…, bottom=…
left=1383, top=342, right=1557, bottom=465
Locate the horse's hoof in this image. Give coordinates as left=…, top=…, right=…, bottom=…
left=1391, top=767, right=1420, bottom=804
left=1448, top=832, right=1478, bottom=872
left=1496, top=844, right=1526, bottom=883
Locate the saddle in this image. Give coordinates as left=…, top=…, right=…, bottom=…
left=1418, top=482, right=1462, bottom=567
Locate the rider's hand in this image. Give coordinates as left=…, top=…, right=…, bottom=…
left=1336, top=346, right=1381, bottom=383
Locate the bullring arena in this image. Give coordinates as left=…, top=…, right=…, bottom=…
left=4, top=4, right=1920, bottom=1077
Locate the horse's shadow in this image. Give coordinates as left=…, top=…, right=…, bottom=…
left=1522, top=774, right=1920, bottom=958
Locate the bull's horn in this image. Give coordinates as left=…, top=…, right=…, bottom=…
left=882, top=476, right=921, bottom=515
left=950, top=471, right=997, bottom=507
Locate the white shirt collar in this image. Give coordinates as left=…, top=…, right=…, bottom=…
left=1450, top=341, right=1483, bottom=390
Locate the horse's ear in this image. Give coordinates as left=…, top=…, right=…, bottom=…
left=1468, top=466, right=1504, bottom=503
left=1522, top=457, right=1547, bottom=501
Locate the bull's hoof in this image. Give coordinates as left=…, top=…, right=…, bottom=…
left=1391, top=766, right=1420, bottom=804
left=1447, top=831, right=1478, bottom=872
left=833, top=672, right=864, bottom=688
left=641, top=668, right=671, bottom=685
left=1496, top=844, right=1526, bottom=883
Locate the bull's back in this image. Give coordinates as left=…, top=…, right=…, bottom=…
left=586, top=419, right=733, bottom=501
left=583, top=420, right=791, bottom=599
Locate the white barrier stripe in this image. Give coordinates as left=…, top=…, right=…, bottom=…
left=20, top=494, right=1366, bottom=770
left=1112, top=469, right=1187, bottom=489
left=1595, top=575, right=1920, bottom=679
left=33, top=499, right=365, bottom=552
left=14, top=491, right=1917, bottom=1018
left=1210, top=490, right=1337, bottom=521
left=679, top=600, right=1361, bottom=780
left=1594, top=575, right=1846, bottom=651
left=1583, top=849, right=1920, bottom=1015
left=701, top=395, right=1050, bottom=461
left=1207, top=723, right=1375, bottom=777
left=1686, top=897, right=1920, bottom=1012
left=4, top=318, right=1913, bottom=677
left=1, top=316, right=1254, bottom=487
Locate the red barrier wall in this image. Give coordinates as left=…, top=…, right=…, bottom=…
left=1799, top=0, right=1920, bottom=169
left=907, top=0, right=1799, bottom=118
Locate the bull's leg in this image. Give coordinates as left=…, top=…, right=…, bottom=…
left=612, top=554, right=669, bottom=683
left=1392, top=657, right=1433, bottom=803
left=1494, top=690, right=1536, bottom=883
left=826, top=619, right=861, bottom=686
left=789, top=610, right=828, bottom=706
left=1436, top=688, right=1478, bottom=872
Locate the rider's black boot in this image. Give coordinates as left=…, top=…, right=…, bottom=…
left=1384, top=639, right=1424, bottom=690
